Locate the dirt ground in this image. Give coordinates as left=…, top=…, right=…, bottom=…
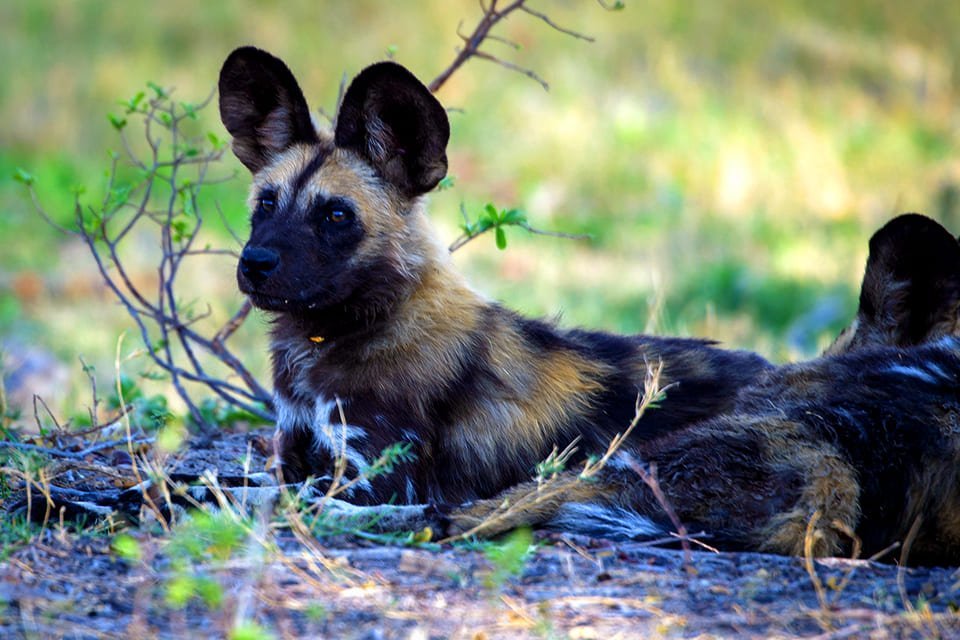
left=2, top=429, right=960, bottom=639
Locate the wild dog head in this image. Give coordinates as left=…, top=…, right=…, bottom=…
left=218, top=47, right=450, bottom=336
left=825, top=213, right=960, bottom=355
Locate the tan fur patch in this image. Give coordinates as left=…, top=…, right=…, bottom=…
left=758, top=423, right=861, bottom=557
left=447, top=473, right=611, bottom=538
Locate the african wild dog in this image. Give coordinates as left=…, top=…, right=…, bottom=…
left=219, top=48, right=960, bottom=565
left=218, top=47, right=771, bottom=506
left=448, top=214, right=960, bottom=565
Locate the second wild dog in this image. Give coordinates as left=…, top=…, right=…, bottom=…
left=447, top=214, right=960, bottom=565
left=218, top=47, right=771, bottom=505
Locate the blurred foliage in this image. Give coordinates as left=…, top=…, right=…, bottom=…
left=2, top=0, right=959, bottom=415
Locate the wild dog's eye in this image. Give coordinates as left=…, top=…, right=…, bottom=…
left=319, top=200, right=356, bottom=227
left=325, top=209, right=352, bottom=225
left=257, top=189, right=278, bottom=215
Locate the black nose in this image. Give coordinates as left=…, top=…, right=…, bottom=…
left=239, top=246, right=280, bottom=282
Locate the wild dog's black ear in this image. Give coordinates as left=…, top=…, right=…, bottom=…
left=829, top=213, right=960, bottom=354
left=218, top=47, right=318, bottom=173
left=334, top=61, right=449, bottom=197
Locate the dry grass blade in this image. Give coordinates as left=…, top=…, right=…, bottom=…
left=619, top=457, right=696, bottom=572
left=803, top=509, right=830, bottom=624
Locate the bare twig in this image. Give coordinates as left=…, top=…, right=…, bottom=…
left=78, top=356, right=101, bottom=433
left=472, top=50, right=550, bottom=91
left=32, top=395, right=63, bottom=435
left=519, top=5, right=595, bottom=42
left=621, top=456, right=695, bottom=572
left=0, top=437, right=154, bottom=460
left=429, top=0, right=596, bottom=93
left=430, top=0, right=525, bottom=93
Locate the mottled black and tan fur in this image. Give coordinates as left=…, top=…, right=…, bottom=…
left=218, top=47, right=770, bottom=506
left=449, top=214, right=960, bottom=565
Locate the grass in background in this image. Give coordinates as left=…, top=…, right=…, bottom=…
left=2, top=0, right=959, bottom=417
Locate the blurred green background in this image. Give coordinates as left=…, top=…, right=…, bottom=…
left=2, top=0, right=959, bottom=419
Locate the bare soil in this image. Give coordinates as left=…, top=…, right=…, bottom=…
left=2, top=428, right=959, bottom=639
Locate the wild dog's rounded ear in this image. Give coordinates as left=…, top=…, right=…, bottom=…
left=218, top=47, right=319, bottom=173
left=334, top=61, right=450, bottom=198
left=837, top=213, right=960, bottom=353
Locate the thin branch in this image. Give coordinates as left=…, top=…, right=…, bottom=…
left=482, top=33, right=523, bottom=50
left=472, top=50, right=550, bottom=91
left=429, top=0, right=528, bottom=93
left=429, top=0, right=598, bottom=93
left=449, top=220, right=589, bottom=252
left=32, top=395, right=63, bottom=434
left=0, top=437, right=154, bottom=461
left=519, top=5, right=595, bottom=42
left=622, top=456, right=695, bottom=572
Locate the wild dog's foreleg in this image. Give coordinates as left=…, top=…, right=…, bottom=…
left=442, top=473, right=607, bottom=539
left=439, top=471, right=667, bottom=541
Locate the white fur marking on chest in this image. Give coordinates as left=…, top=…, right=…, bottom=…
left=312, top=396, right=372, bottom=494
left=274, top=393, right=372, bottom=495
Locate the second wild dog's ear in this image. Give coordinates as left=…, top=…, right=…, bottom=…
left=218, top=46, right=319, bottom=173
left=827, top=213, right=960, bottom=354
left=334, top=61, right=450, bottom=198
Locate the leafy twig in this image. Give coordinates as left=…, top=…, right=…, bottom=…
left=449, top=202, right=589, bottom=252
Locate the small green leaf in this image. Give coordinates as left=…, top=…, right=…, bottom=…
left=437, top=175, right=456, bottom=191
left=194, top=576, right=223, bottom=608
left=107, top=113, right=127, bottom=130
left=180, top=101, right=198, bottom=119
left=475, top=217, right=494, bottom=233
left=157, top=423, right=184, bottom=454
left=166, top=575, right=195, bottom=608
left=12, top=168, right=34, bottom=186
left=207, top=132, right=226, bottom=150
left=112, top=534, right=142, bottom=562
left=171, top=218, right=190, bottom=242
left=230, top=622, right=275, bottom=640
left=495, top=226, right=507, bottom=250
left=107, top=184, right=132, bottom=209
left=147, top=81, right=167, bottom=99
left=501, top=208, right=526, bottom=225
left=122, top=90, right=146, bottom=113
